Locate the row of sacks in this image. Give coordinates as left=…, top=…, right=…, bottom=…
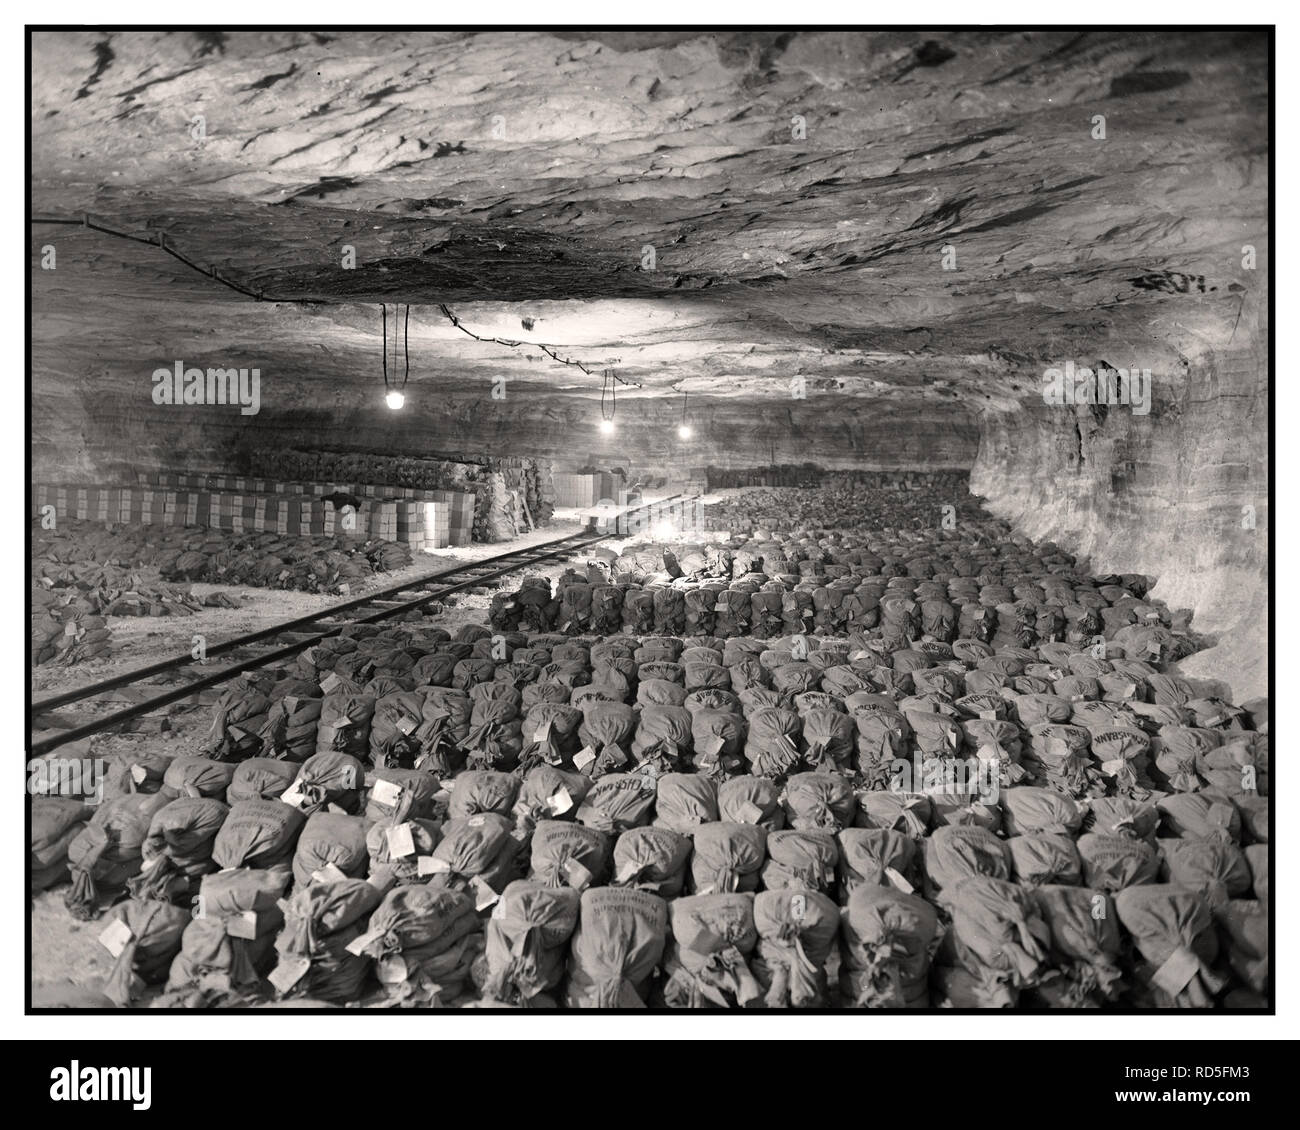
left=33, top=518, right=412, bottom=596
left=37, top=761, right=1267, bottom=1007
left=695, top=480, right=982, bottom=533
left=486, top=567, right=1192, bottom=652
left=191, top=628, right=1265, bottom=812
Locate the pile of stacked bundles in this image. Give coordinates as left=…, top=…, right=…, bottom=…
left=29, top=529, right=1268, bottom=1006
left=32, top=519, right=411, bottom=601
left=699, top=473, right=971, bottom=532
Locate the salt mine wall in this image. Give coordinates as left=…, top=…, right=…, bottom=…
left=970, top=302, right=1269, bottom=703
left=31, top=382, right=980, bottom=482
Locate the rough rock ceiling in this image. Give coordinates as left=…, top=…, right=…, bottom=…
left=31, top=29, right=1267, bottom=416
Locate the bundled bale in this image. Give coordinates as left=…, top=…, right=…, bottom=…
left=750, top=888, right=838, bottom=1008
left=923, top=825, right=1012, bottom=901
left=935, top=876, right=1051, bottom=1007
left=839, top=885, right=938, bottom=1009
left=528, top=820, right=610, bottom=891
left=518, top=703, right=583, bottom=771
left=31, top=797, right=93, bottom=892
left=269, top=878, right=385, bottom=1003
left=205, top=682, right=272, bottom=762
left=161, top=756, right=237, bottom=801
left=781, top=772, right=856, bottom=833
left=575, top=773, right=658, bottom=834
left=369, top=690, right=428, bottom=769
left=464, top=695, right=524, bottom=772
left=1115, top=884, right=1224, bottom=1007
left=1008, top=833, right=1082, bottom=888
left=211, top=798, right=306, bottom=872
left=653, top=773, right=719, bottom=835
left=631, top=705, right=693, bottom=776
left=314, top=693, right=376, bottom=758
left=128, top=797, right=229, bottom=903
left=165, top=868, right=289, bottom=1000
left=837, top=827, right=918, bottom=902
left=611, top=827, right=693, bottom=897
left=566, top=886, right=668, bottom=1008
left=449, top=770, right=519, bottom=820
left=1215, top=901, right=1268, bottom=996
left=291, top=812, right=369, bottom=888
left=99, top=898, right=191, bottom=1006
left=259, top=689, right=322, bottom=762
left=482, top=880, right=581, bottom=1006
left=744, top=706, right=803, bottom=780
left=660, top=893, right=762, bottom=1008
left=414, top=687, right=473, bottom=776
left=226, top=758, right=299, bottom=803
left=365, top=816, right=443, bottom=886
left=689, top=822, right=767, bottom=894
left=1158, top=839, right=1252, bottom=909
left=347, top=885, right=483, bottom=1005
left=281, top=751, right=365, bottom=815
left=510, top=765, right=589, bottom=840
left=363, top=768, right=440, bottom=824
left=1025, top=885, right=1123, bottom=1007
left=65, top=792, right=172, bottom=919
left=423, top=813, right=520, bottom=902
left=761, top=830, right=838, bottom=894
left=855, top=791, right=933, bottom=837
left=689, top=709, right=746, bottom=780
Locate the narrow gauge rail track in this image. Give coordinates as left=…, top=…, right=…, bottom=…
left=30, top=495, right=694, bottom=756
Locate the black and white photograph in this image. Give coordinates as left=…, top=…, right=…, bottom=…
left=17, top=13, right=1282, bottom=1075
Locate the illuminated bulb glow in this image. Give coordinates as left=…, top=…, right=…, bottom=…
left=677, top=424, right=693, bottom=439
left=599, top=419, right=615, bottom=435
left=385, top=390, right=406, bottom=410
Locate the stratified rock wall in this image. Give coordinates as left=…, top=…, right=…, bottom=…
left=972, top=291, right=1268, bottom=701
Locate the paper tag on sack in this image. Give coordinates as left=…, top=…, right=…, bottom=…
left=312, top=862, right=348, bottom=884
left=370, top=778, right=403, bottom=808
left=396, top=716, right=417, bottom=735
left=326, top=803, right=348, bottom=815
left=736, top=801, right=765, bottom=825
left=344, top=928, right=386, bottom=957
left=978, top=709, right=998, bottom=721
left=98, top=917, right=134, bottom=958
left=884, top=866, right=914, bottom=894
left=418, top=855, right=452, bottom=877
left=534, top=720, right=554, bottom=745
left=563, top=857, right=593, bottom=891
left=280, top=783, right=308, bottom=809
left=546, top=787, right=573, bottom=816
left=1152, top=945, right=1201, bottom=998
left=268, top=955, right=311, bottom=995
left=439, top=777, right=457, bottom=791
left=573, top=746, right=597, bottom=772
left=225, top=910, right=261, bottom=940
left=386, top=822, right=416, bottom=859
left=615, top=859, right=641, bottom=883
left=471, top=876, right=500, bottom=911
left=320, top=673, right=342, bottom=694
left=467, top=814, right=486, bottom=828
left=130, top=764, right=148, bottom=785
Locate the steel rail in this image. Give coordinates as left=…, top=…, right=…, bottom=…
left=29, top=494, right=695, bottom=755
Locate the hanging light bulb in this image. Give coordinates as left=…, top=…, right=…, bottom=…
left=676, top=389, right=692, bottom=440
left=598, top=369, right=617, bottom=434
left=380, top=303, right=410, bottom=412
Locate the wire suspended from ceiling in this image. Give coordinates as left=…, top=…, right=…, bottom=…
left=437, top=303, right=642, bottom=389
left=381, top=303, right=410, bottom=408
